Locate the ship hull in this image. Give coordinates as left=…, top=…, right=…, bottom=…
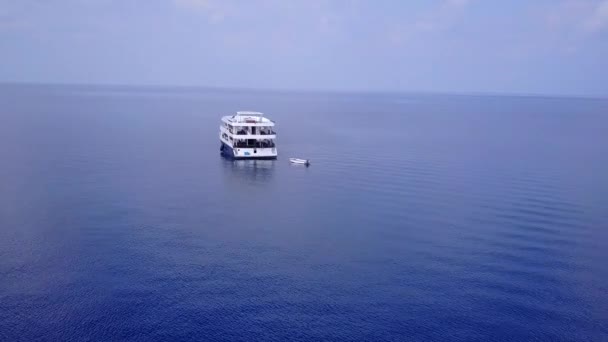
left=221, top=142, right=277, bottom=160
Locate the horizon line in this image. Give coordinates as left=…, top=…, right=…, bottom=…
left=1, top=80, right=606, bottom=101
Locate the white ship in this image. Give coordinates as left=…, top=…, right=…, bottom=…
left=219, top=111, right=277, bottom=159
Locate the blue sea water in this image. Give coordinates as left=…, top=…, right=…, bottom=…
left=0, top=84, right=607, bottom=341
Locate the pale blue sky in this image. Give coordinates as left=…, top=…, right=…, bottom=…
left=1, top=0, right=607, bottom=96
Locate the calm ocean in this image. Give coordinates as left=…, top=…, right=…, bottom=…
left=1, top=84, right=607, bottom=341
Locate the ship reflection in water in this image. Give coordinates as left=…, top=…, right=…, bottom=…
left=221, top=157, right=276, bottom=187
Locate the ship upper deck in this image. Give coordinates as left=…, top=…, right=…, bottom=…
left=221, top=111, right=275, bottom=127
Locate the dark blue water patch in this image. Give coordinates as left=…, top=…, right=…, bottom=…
left=0, top=84, right=607, bottom=341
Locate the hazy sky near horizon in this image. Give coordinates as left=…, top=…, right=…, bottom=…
left=1, top=0, right=607, bottom=96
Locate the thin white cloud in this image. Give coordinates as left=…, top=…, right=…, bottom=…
left=173, top=0, right=228, bottom=24
left=445, top=0, right=471, bottom=8
left=174, top=0, right=211, bottom=9
left=584, top=0, right=608, bottom=32
left=388, top=0, right=472, bottom=46
left=545, top=0, right=608, bottom=35
left=415, top=0, right=472, bottom=32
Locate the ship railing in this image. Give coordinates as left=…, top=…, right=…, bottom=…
left=235, top=130, right=276, bottom=135
left=233, top=143, right=276, bottom=148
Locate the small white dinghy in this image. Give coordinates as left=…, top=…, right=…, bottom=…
left=289, top=158, right=310, bottom=166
